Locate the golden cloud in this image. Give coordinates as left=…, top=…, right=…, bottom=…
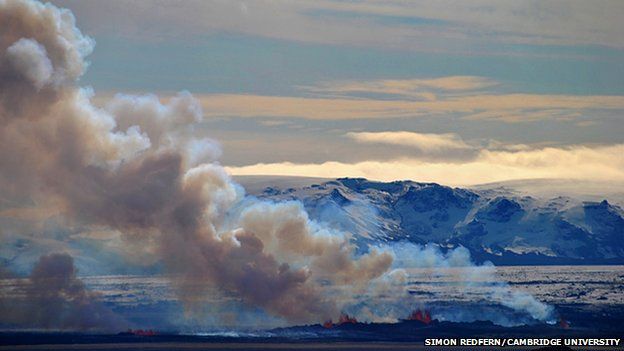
left=346, top=131, right=471, bottom=151
left=226, top=144, right=624, bottom=186
left=194, top=93, right=624, bottom=122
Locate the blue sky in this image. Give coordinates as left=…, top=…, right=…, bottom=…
left=83, top=34, right=624, bottom=96
left=51, top=0, right=624, bottom=185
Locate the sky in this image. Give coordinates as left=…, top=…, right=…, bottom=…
left=50, top=0, right=624, bottom=186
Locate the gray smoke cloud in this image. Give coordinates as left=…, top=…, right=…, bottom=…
left=0, top=0, right=392, bottom=324
left=0, top=253, right=124, bottom=330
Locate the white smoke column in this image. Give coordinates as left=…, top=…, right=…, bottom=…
left=389, top=244, right=555, bottom=323
left=0, top=0, right=393, bottom=325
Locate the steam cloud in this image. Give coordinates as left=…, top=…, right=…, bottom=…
left=0, top=0, right=553, bottom=328
left=391, top=244, right=555, bottom=323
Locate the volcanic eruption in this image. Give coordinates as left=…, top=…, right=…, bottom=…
left=323, top=313, right=359, bottom=328
left=0, top=0, right=393, bottom=327
left=0, top=0, right=557, bottom=330
left=406, top=309, right=433, bottom=325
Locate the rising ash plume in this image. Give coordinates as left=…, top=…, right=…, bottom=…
left=0, top=0, right=391, bottom=324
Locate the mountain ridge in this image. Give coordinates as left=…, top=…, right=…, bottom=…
left=249, top=177, right=624, bottom=265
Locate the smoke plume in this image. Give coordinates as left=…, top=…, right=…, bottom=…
left=0, top=253, right=123, bottom=330
left=391, top=244, right=555, bottom=323
left=0, top=0, right=392, bottom=324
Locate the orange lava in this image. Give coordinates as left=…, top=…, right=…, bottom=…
left=406, top=309, right=432, bottom=324
left=322, top=313, right=358, bottom=328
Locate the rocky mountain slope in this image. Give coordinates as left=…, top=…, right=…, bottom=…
left=249, top=178, right=624, bottom=264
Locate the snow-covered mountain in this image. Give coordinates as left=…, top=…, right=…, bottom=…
left=3, top=177, right=622, bottom=276
left=246, top=177, right=624, bottom=264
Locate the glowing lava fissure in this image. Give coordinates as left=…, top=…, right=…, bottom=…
left=406, top=309, right=433, bottom=325
left=323, top=313, right=359, bottom=328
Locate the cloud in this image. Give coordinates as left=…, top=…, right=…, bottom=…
left=463, top=108, right=583, bottom=123
left=51, top=1, right=624, bottom=52
left=0, top=0, right=93, bottom=121
left=226, top=144, right=624, bottom=186
left=346, top=131, right=471, bottom=152
left=194, top=92, right=624, bottom=122
left=302, top=76, right=497, bottom=99
left=6, top=38, right=54, bottom=89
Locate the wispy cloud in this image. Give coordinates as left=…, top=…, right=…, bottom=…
left=302, top=76, right=497, bottom=99
left=53, top=0, right=624, bottom=53
left=194, top=92, right=624, bottom=122
left=346, top=131, right=471, bottom=152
